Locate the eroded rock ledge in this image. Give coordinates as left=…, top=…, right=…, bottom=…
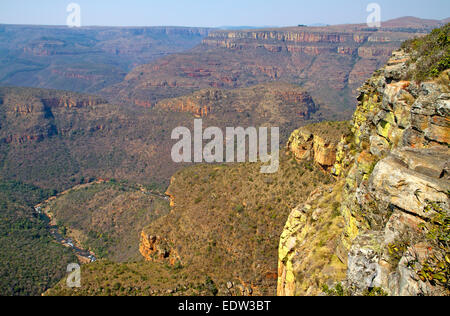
left=287, top=121, right=351, bottom=169
left=278, top=49, right=449, bottom=296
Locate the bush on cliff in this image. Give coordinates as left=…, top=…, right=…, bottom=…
left=402, top=23, right=450, bottom=81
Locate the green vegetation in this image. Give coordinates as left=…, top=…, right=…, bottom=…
left=142, top=150, right=336, bottom=295
left=402, top=24, right=450, bottom=81
left=43, top=180, right=171, bottom=262
left=0, top=179, right=76, bottom=296
left=322, top=283, right=348, bottom=296
left=322, top=283, right=388, bottom=297
left=44, top=260, right=218, bottom=296
left=415, top=201, right=450, bottom=292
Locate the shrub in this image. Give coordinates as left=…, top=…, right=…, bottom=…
left=402, top=24, right=450, bottom=81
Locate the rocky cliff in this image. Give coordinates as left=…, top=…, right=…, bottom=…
left=0, top=87, right=106, bottom=144
left=278, top=27, right=449, bottom=296
left=106, top=19, right=443, bottom=115
left=287, top=121, right=350, bottom=169
left=155, top=83, right=318, bottom=119
left=202, top=28, right=396, bottom=58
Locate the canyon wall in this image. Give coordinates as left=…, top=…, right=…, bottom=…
left=278, top=49, right=449, bottom=296
left=108, top=22, right=437, bottom=118
left=0, top=25, right=212, bottom=93
left=0, top=88, right=106, bottom=144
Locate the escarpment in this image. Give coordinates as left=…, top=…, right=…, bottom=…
left=0, top=87, right=106, bottom=144
left=154, top=83, right=318, bottom=120
left=106, top=20, right=437, bottom=114
left=202, top=29, right=398, bottom=58
left=287, top=121, right=351, bottom=169
left=278, top=26, right=449, bottom=296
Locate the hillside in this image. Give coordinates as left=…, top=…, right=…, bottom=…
left=0, top=25, right=211, bottom=93
left=42, top=23, right=448, bottom=298
left=278, top=24, right=449, bottom=296
left=37, top=180, right=171, bottom=262
left=103, top=17, right=446, bottom=116
left=46, top=141, right=348, bottom=296
left=0, top=82, right=328, bottom=191
left=0, top=86, right=191, bottom=190
left=44, top=260, right=220, bottom=296
left=0, top=179, right=76, bottom=296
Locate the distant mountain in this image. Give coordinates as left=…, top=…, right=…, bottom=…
left=0, top=25, right=212, bottom=93
left=381, top=16, right=448, bottom=29
left=105, top=17, right=444, bottom=115
left=218, top=26, right=278, bottom=30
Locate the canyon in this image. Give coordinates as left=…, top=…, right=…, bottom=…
left=0, top=18, right=448, bottom=297
left=105, top=17, right=447, bottom=117
left=0, top=25, right=211, bottom=93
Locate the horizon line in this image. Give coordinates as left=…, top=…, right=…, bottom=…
left=0, top=15, right=448, bottom=29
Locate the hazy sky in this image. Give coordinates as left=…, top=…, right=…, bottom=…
left=0, top=0, right=449, bottom=27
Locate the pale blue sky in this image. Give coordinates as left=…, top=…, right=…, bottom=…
left=0, top=0, right=449, bottom=27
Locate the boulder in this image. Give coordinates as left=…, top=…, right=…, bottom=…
left=369, top=152, right=449, bottom=219
left=347, top=232, right=384, bottom=293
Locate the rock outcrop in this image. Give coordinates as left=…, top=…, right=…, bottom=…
left=0, top=87, right=106, bottom=144
left=106, top=20, right=440, bottom=115
left=155, top=83, right=318, bottom=119
left=287, top=122, right=350, bottom=169
left=139, top=232, right=180, bottom=266
left=278, top=45, right=449, bottom=296
left=277, top=186, right=347, bottom=296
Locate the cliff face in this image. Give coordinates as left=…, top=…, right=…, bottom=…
left=203, top=29, right=394, bottom=58
left=0, top=88, right=106, bottom=144
left=0, top=25, right=211, bottom=94
left=139, top=232, right=180, bottom=265
left=287, top=121, right=350, bottom=169
left=155, top=83, right=318, bottom=119
left=106, top=22, right=437, bottom=116
left=278, top=48, right=449, bottom=296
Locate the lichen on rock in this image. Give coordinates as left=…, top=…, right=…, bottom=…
left=278, top=28, right=450, bottom=296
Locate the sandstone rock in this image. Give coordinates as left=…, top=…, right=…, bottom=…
left=278, top=188, right=347, bottom=296
left=139, top=232, right=180, bottom=265
left=369, top=153, right=449, bottom=219
left=347, top=232, right=384, bottom=293
left=390, top=147, right=449, bottom=179
left=425, top=121, right=450, bottom=144
left=370, top=135, right=390, bottom=158
left=436, top=94, right=450, bottom=117
left=394, top=244, right=442, bottom=296
left=287, top=122, right=350, bottom=169
left=393, top=100, right=412, bottom=129
left=313, top=136, right=337, bottom=167
left=383, top=209, right=425, bottom=246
